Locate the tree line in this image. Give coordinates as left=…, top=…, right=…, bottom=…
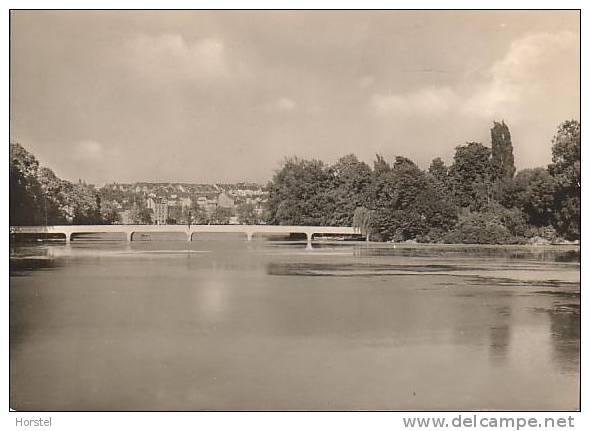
left=266, top=120, right=580, bottom=244
left=10, top=119, right=580, bottom=243
left=10, top=143, right=107, bottom=225
left=9, top=143, right=265, bottom=226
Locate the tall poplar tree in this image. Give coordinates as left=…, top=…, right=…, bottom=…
left=490, top=120, right=516, bottom=180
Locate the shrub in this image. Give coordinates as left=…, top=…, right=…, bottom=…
left=370, top=208, right=429, bottom=242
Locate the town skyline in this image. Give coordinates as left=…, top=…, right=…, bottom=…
left=10, top=10, right=579, bottom=184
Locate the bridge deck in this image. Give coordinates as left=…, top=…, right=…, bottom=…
left=10, top=225, right=359, bottom=247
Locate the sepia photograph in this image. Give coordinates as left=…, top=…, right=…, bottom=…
left=8, top=8, right=580, bottom=416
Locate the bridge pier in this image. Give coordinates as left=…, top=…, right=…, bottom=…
left=64, top=232, right=71, bottom=244
left=305, top=232, right=313, bottom=250
left=246, top=231, right=253, bottom=242
left=187, top=232, right=192, bottom=242
left=126, top=232, right=133, bottom=242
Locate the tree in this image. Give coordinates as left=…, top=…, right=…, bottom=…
left=237, top=202, right=259, bottom=225
left=352, top=207, right=372, bottom=240
left=65, top=183, right=102, bottom=224
left=373, top=153, right=391, bottom=175
left=489, top=121, right=516, bottom=203
left=367, top=154, right=402, bottom=211
left=266, top=157, right=335, bottom=225
left=37, top=166, right=69, bottom=225
left=10, top=143, right=43, bottom=225
left=195, top=207, right=210, bottom=224
left=502, top=168, right=556, bottom=227
left=211, top=206, right=232, bottom=224
left=94, top=194, right=103, bottom=223
left=429, top=157, right=448, bottom=183
left=367, top=166, right=397, bottom=211
left=427, top=157, right=453, bottom=205
left=328, top=154, right=373, bottom=225
left=490, top=120, right=516, bottom=180
left=553, top=196, right=580, bottom=241
left=443, top=201, right=527, bottom=245
left=411, top=186, right=458, bottom=236
left=10, top=144, right=111, bottom=226
left=100, top=200, right=120, bottom=224
left=390, top=157, right=429, bottom=210
left=368, top=155, right=458, bottom=242
left=129, top=205, right=152, bottom=224
left=549, top=120, right=580, bottom=189
left=448, top=142, right=494, bottom=210
left=189, top=202, right=209, bottom=224
left=370, top=209, right=429, bottom=242
left=444, top=211, right=514, bottom=245
left=549, top=120, right=580, bottom=240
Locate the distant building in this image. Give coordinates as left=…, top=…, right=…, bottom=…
left=118, top=209, right=132, bottom=225
left=167, top=205, right=182, bottom=224
left=146, top=197, right=156, bottom=210
left=153, top=198, right=168, bottom=225
left=217, top=192, right=235, bottom=209
left=179, top=196, right=192, bottom=208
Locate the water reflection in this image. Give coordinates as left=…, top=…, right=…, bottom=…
left=9, top=240, right=579, bottom=411
left=353, top=244, right=580, bottom=263
left=9, top=257, right=60, bottom=274
left=489, top=324, right=511, bottom=364
left=547, top=304, right=580, bottom=374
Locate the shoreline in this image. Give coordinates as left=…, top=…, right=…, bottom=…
left=9, top=236, right=580, bottom=250
left=355, top=242, right=580, bottom=249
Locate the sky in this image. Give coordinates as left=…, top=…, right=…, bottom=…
left=10, top=10, right=580, bottom=184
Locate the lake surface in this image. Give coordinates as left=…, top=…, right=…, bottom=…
left=10, top=238, right=580, bottom=411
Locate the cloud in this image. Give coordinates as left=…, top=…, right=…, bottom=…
left=274, top=97, right=297, bottom=112
left=74, top=140, right=103, bottom=160
left=371, top=86, right=458, bottom=118
left=370, top=31, right=579, bottom=121
left=359, top=75, right=375, bottom=88
left=72, top=140, right=120, bottom=164
left=463, top=31, right=579, bottom=118
left=368, top=31, right=579, bottom=170
left=124, top=33, right=229, bottom=84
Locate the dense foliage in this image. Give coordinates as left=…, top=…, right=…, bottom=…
left=10, top=143, right=105, bottom=226
left=266, top=120, right=580, bottom=244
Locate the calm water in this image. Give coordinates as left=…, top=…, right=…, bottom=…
left=10, top=238, right=580, bottom=411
